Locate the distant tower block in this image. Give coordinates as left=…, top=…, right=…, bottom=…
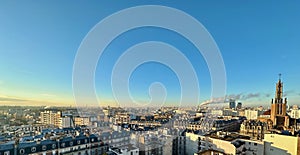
left=236, top=102, right=242, bottom=109
left=229, top=99, right=236, bottom=109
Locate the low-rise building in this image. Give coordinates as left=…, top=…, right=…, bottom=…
left=60, top=116, right=74, bottom=128
left=99, top=130, right=131, bottom=148
left=210, top=110, right=223, bottom=116
left=289, top=109, right=300, bottom=119
left=245, top=110, right=258, bottom=120
left=110, top=144, right=139, bottom=155
left=188, top=117, right=242, bottom=132
left=74, top=117, right=90, bottom=126
left=186, top=131, right=262, bottom=155
left=0, top=134, right=109, bottom=155
left=186, top=132, right=244, bottom=155
left=240, top=120, right=272, bottom=140
left=233, top=139, right=264, bottom=155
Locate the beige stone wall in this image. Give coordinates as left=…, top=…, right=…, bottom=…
left=264, top=134, right=298, bottom=155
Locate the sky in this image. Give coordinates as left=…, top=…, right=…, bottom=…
left=0, top=1, right=299, bottom=107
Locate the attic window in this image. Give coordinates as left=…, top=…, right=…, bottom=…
left=31, top=147, right=36, bottom=152
left=20, top=149, right=25, bottom=155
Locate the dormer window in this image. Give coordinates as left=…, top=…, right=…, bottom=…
left=42, top=145, right=47, bottom=151
left=31, top=147, right=36, bottom=152
left=19, top=149, right=25, bottom=155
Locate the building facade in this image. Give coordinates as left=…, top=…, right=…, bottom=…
left=264, top=134, right=300, bottom=155
left=245, top=110, right=258, bottom=120
left=0, top=134, right=109, bottom=155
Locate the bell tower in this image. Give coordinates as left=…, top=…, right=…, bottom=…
left=270, top=74, right=288, bottom=127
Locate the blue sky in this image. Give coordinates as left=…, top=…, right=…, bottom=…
left=0, top=1, right=299, bottom=107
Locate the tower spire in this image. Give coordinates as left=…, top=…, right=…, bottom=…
left=275, top=73, right=283, bottom=102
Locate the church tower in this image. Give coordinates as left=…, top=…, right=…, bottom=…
left=270, top=74, right=289, bottom=127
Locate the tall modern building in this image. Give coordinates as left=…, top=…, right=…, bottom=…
left=229, top=99, right=236, bottom=109
left=40, top=110, right=62, bottom=127
left=270, top=75, right=290, bottom=128
left=236, top=102, right=242, bottom=109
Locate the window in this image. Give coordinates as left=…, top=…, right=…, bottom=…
left=61, top=143, right=65, bottom=147
left=52, top=144, right=56, bottom=149
left=42, top=145, right=47, bottom=151
left=4, top=151, right=10, bottom=155
left=77, top=140, right=81, bottom=144
left=19, top=149, right=25, bottom=155
left=31, top=147, right=36, bottom=152
left=254, top=143, right=257, bottom=146
left=70, top=141, right=73, bottom=146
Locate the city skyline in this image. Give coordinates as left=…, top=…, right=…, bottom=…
left=0, top=1, right=300, bottom=107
